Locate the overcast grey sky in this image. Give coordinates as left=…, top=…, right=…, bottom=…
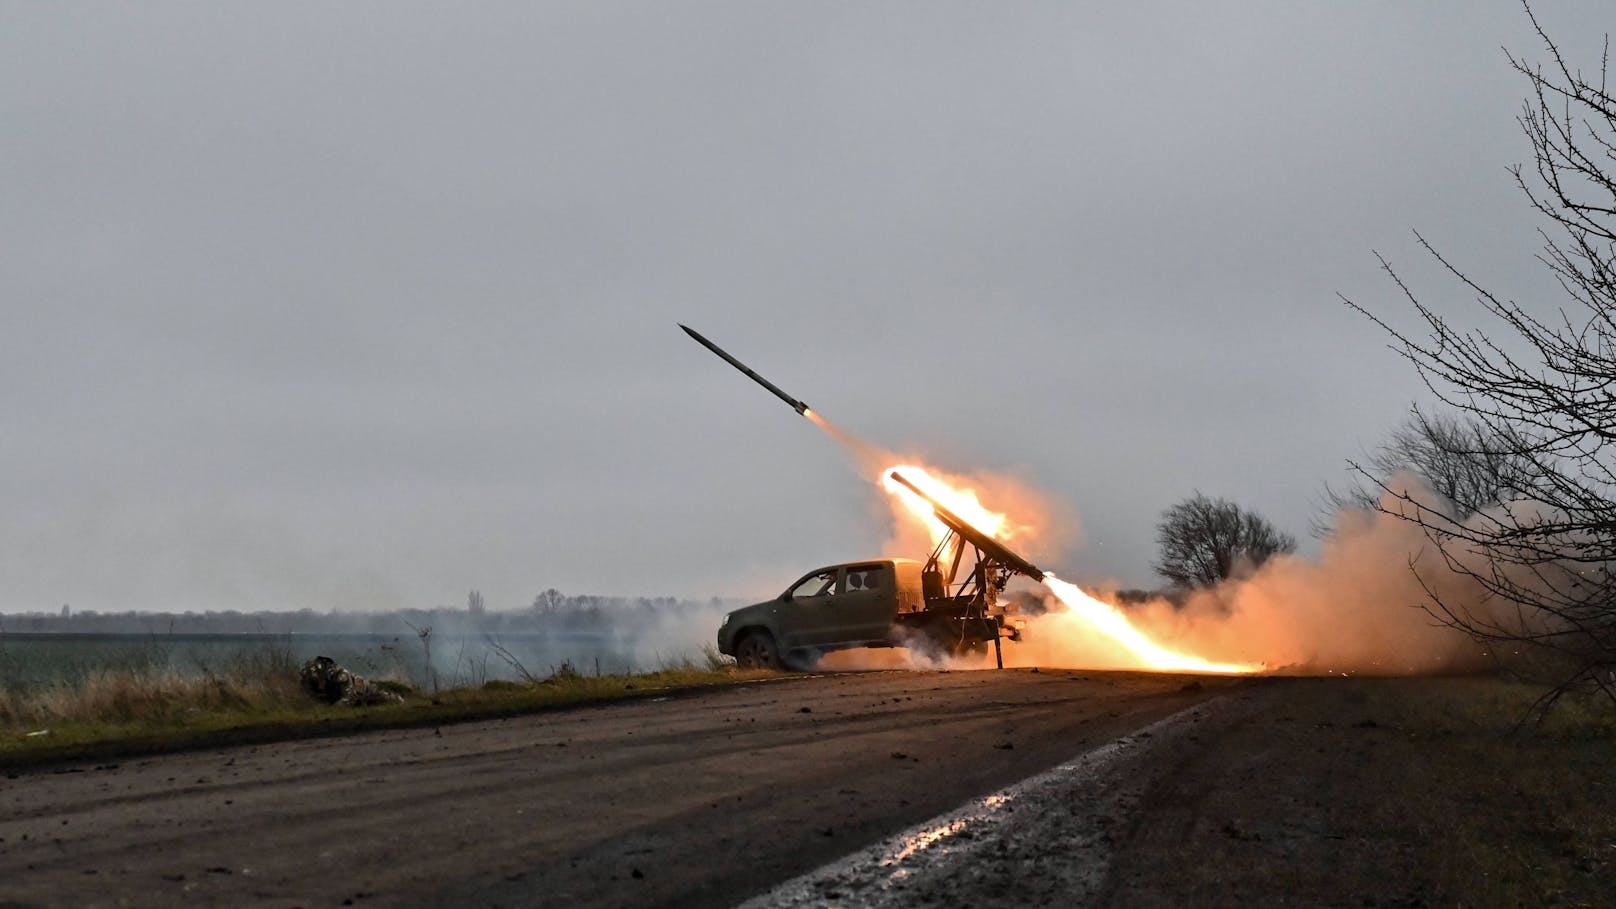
left=3, top=2, right=1611, bottom=613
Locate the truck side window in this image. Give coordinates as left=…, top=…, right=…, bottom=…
left=861, top=566, right=887, bottom=590
left=790, top=570, right=838, bottom=599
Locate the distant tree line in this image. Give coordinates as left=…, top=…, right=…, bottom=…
left=0, top=590, right=733, bottom=637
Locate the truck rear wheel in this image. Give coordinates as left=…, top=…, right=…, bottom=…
left=733, top=631, right=782, bottom=670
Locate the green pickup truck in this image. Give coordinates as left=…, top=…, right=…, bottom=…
left=716, top=557, right=1014, bottom=669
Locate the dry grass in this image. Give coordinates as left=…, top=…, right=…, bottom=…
left=0, top=657, right=780, bottom=768
left=2, top=668, right=306, bottom=729
left=0, top=634, right=314, bottom=730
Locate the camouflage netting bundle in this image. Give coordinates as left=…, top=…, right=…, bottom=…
left=299, top=656, right=401, bottom=707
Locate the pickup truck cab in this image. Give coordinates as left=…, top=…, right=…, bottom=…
left=717, top=558, right=922, bottom=669
left=718, top=558, right=1009, bottom=669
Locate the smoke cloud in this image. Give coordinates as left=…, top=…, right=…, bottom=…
left=812, top=403, right=1513, bottom=677
left=995, top=470, right=1550, bottom=675
left=1006, top=492, right=1485, bottom=675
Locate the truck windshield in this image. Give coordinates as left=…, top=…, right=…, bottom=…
left=790, top=570, right=838, bottom=599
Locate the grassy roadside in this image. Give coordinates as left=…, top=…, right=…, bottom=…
left=1355, top=677, right=1615, bottom=906
left=1, top=665, right=783, bottom=771
left=1106, top=675, right=1616, bottom=908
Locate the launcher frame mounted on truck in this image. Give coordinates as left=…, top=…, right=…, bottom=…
left=887, top=471, right=1045, bottom=669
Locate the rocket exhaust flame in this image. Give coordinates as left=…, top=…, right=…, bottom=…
left=876, top=464, right=1260, bottom=675
left=882, top=466, right=1019, bottom=548
left=1039, top=574, right=1260, bottom=674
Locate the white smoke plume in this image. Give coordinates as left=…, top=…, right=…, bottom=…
left=995, top=472, right=1550, bottom=675
left=813, top=401, right=1522, bottom=677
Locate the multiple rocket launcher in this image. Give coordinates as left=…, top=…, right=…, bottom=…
left=682, top=324, right=1261, bottom=675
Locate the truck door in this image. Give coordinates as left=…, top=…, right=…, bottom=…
left=833, top=563, right=896, bottom=643
left=777, top=568, right=842, bottom=648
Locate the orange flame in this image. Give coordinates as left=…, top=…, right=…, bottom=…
left=880, top=464, right=1023, bottom=547
left=878, top=462, right=1260, bottom=675
left=1041, top=574, right=1260, bottom=673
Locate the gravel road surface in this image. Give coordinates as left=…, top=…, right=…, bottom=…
left=0, top=669, right=1233, bottom=908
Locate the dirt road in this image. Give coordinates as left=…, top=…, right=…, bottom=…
left=0, top=669, right=1228, bottom=908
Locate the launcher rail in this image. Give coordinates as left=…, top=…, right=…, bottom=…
left=887, top=470, right=1046, bottom=668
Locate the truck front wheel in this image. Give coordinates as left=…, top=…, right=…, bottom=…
left=733, top=631, right=782, bottom=670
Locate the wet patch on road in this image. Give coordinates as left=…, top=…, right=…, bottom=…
left=739, top=697, right=1242, bottom=908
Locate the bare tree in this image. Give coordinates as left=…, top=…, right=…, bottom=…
left=1347, top=5, right=1616, bottom=711
left=531, top=588, right=563, bottom=615
left=1315, top=410, right=1531, bottom=536
left=1154, top=493, right=1297, bottom=589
